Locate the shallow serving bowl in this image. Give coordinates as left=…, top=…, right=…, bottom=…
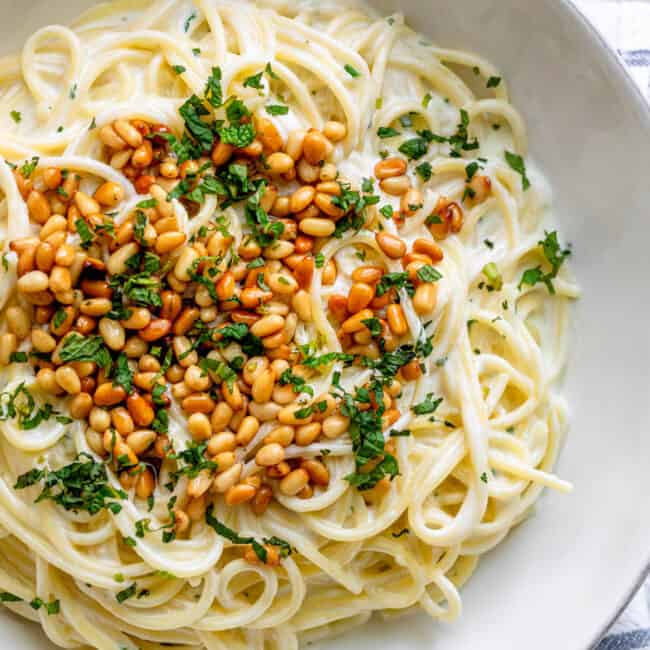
left=0, top=0, right=649, bottom=648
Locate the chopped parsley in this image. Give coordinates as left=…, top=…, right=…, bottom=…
left=412, top=393, right=443, bottom=416
left=518, top=230, right=571, bottom=294
left=14, top=454, right=126, bottom=515
left=10, top=110, right=21, bottom=124
left=377, top=127, right=400, bottom=139
left=344, top=64, right=360, bottom=78
left=266, top=104, right=289, bottom=116
left=504, top=151, right=530, bottom=190
left=487, top=76, right=502, bottom=88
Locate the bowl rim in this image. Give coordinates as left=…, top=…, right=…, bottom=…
left=560, top=1, right=650, bottom=647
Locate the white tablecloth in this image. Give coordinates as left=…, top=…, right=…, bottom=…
left=573, top=2, right=649, bottom=647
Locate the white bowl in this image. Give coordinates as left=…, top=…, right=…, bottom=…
left=1, top=1, right=649, bottom=649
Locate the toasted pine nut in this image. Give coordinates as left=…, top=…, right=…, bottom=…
left=155, top=231, right=186, bottom=254
left=213, top=464, right=243, bottom=493
left=140, top=318, right=172, bottom=341
left=126, top=429, right=156, bottom=455
left=69, top=392, right=93, bottom=419
left=182, top=393, right=216, bottom=414
left=322, top=258, right=337, bottom=285
left=341, top=308, right=374, bottom=333
left=94, top=383, right=127, bottom=406
left=374, top=157, right=407, bottom=179
left=285, top=129, right=306, bottom=160
left=74, top=191, right=101, bottom=218
left=256, top=442, right=285, bottom=467
left=27, top=191, right=51, bottom=224
left=7, top=306, right=31, bottom=339
left=413, top=283, right=438, bottom=314
left=400, top=188, right=424, bottom=217
left=347, top=282, right=375, bottom=313
left=322, top=414, right=349, bottom=438
left=292, top=290, right=312, bottom=322
left=296, top=159, right=320, bottom=184
left=266, top=152, right=294, bottom=175
left=18, top=270, right=49, bottom=293
left=380, top=175, right=411, bottom=196
left=0, top=333, right=16, bottom=366
left=224, top=483, right=256, bottom=506
left=280, top=468, right=309, bottom=496
left=299, top=218, right=335, bottom=238
left=375, top=232, right=406, bottom=259
left=386, top=304, right=408, bottom=336
left=114, top=119, right=143, bottom=148
left=187, top=412, right=212, bottom=441
left=303, top=130, right=328, bottom=165
left=301, top=459, right=330, bottom=486
left=31, top=328, right=56, bottom=353
left=323, top=120, right=346, bottom=142
left=235, top=415, right=259, bottom=445
left=127, top=393, right=155, bottom=427
left=99, top=317, right=125, bottom=350
left=290, top=186, right=316, bottom=214
left=94, top=181, right=124, bottom=207
left=294, top=422, right=321, bottom=445
left=135, top=469, right=154, bottom=499
left=251, top=484, right=273, bottom=515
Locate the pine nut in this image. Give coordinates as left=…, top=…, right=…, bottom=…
left=208, top=432, right=237, bottom=455
left=135, top=468, right=154, bottom=499
left=213, top=464, right=242, bottom=493
left=341, top=308, right=374, bottom=333
left=322, top=414, right=349, bottom=438
left=49, top=266, right=72, bottom=294
left=113, top=119, right=143, bottom=148
left=31, top=328, right=56, bottom=353
left=301, top=459, right=330, bottom=485
left=155, top=231, right=186, bottom=254
left=303, top=130, right=328, bottom=165
left=94, top=383, right=127, bottom=406
left=212, top=141, right=234, bottom=166
left=293, top=422, right=320, bottom=445
left=89, top=406, right=111, bottom=432
left=94, top=181, right=124, bottom=207
left=69, top=392, right=93, bottom=419
left=235, top=415, right=259, bottom=445
left=127, top=393, right=155, bottom=426
left=255, top=117, right=283, bottom=152
left=131, top=140, right=153, bottom=168
left=248, top=401, right=282, bottom=422
left=292, top=290, right=312, bottom=322
left=285, top=129, right=306, bottom=160
left=297, top=159, right=320, bottom=184
left=55, top=366, right=81, bottom=395
left=251, top=484, right=273, bottom=515
left=182, top=393, right=216, bottom=414
left=380, top=175, right=410, bottom=196
left=262, top=425, right=292, bottom=447
left=401, top=188, right=423, bottom=216
left=279, top=468, right=309, bottom=496
left=266, top=153, right=294, bottom=175
left=99, top=124, right=127, bottom=149
left=256, top=442, right=285, bottom=467
left=7, top=306, right=31, bottom=339
left=375, top=232, right=406, bottom=259
left=347, top=283, right=375, bottom=313
left=251, top=368, right=276, bottom=403
left=249, top=314, right=282, bottom=338
left=27, top=190, right=51, bottom=224
left=186, top=412, right=210, bottom=441
left=0, top=333, right=16, bottom=365
left=173, top=247, right=199, bottom=282
left=111, top=407, right=135, bottom=435
left=322, top=258, right=337, bottom=285
left=413, top=283, right=438, bottom=314
left=99, top=317, right=125, bottom=350
left=386, top=304, right=408, bottom=336
left=140, top=318, right=171, bottom=341
left=374, top=157, right=407, bottom=179
left=323, top=120, right=346, bottom=142
left=126, top=429, right=156, bottom=454
left=18, top=270, right=49, bottom=293
left=224, top=483, right=256, bottom=506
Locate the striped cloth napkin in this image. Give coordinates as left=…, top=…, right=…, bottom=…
left=572, top=2, right=650, bottom=648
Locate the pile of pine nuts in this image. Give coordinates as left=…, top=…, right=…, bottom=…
left=2, top=113, right=461, bottom=564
